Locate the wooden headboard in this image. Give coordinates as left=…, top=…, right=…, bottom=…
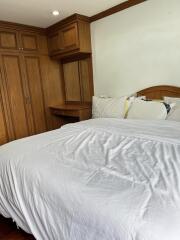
left=137, top=85, right=180, bottom=100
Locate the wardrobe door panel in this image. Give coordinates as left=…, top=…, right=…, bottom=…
left=1, top=54, right=29, bottom=139
left=24, top=56, right=46, bottom=133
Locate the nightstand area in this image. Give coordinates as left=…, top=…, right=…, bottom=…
left=49, top=104, right=92, bottom=125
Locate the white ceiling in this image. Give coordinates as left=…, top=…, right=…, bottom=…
left=0, top=0, right=126, bottom=28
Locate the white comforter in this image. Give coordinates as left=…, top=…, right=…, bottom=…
left=0, top=119, right=180, bottom=240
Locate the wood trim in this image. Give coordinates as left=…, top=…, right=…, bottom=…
left=0, top=20, right=45, bottom=34
left=137, top=85, right=180, bottom=100
left=90, top=0, right=147, bottom=22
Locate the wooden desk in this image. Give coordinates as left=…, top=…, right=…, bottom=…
left=49, top=104, right=92, bottom=123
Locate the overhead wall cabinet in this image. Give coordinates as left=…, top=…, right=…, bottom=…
left=47, top=14, right=92, bottom=59
left=0, top=30, right=40, bottom=52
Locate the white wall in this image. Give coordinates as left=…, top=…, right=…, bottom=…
left=91, top=0, right=180, bottom=97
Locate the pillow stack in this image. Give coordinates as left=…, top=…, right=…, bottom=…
left=92, top=95, right=179, bottom=122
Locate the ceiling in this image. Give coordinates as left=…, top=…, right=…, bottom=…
left=0, top=0, right=126, bottom=28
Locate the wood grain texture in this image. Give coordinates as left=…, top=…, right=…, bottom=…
left=47, top=16, right=91, bottom=59
left=137, top=85, right=180, bottom=99
left=63, top=61, right=81, bottom=102
left=21, top=34, right=38, bottom=51
left=79, top=58, right=93, bottom=102
left=50, top=103, right=92, bottom=121
left=40, top=56, right=65, bottom=130
left=0, top=30, right=18, bottom=50
left=90, top=0, right=147, bottom=22
left=24, top=55, right=47, bottom=134
left=0, top=89, right=8, bottom=145
left=1, top=54, right=29, bottom=139
left=60, top=23, right=79, bottom=51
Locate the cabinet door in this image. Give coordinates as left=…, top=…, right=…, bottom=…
left=60, top=23, right=79, bottom=52
left=21, top=33, right=38, bottom=51
left=1, top=54, right=29, bottom=139
left=24, top=56, right=47, bottom=133
left=0, top=30, right=18, bottom=50
left=63, top=61, right=81, bottom=102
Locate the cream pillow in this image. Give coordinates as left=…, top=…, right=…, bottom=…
left=126, top=99, right=168, bottom=120
left=164, top=97, right=180, bottom=121
left=124, top=96, right=146, bottom=117
left=92, top=96, right=127, bottom=119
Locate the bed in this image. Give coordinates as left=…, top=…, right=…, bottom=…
left=0, top=86, right=180, bottom=240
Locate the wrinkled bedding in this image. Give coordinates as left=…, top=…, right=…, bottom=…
left=0, top=118, right=180, bottom=240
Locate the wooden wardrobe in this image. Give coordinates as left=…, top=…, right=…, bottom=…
left=0, top=14, right=93, bottom=145
left=0, top=23, right=64, bottom=144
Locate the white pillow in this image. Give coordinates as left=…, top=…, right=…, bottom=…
left=92, top=96, right=127, bottom=119
left=164, top=97, right=180, bottom=121
left=126, top=99, right=168, bottom=120
left=124, top=96, right=146, bottom=117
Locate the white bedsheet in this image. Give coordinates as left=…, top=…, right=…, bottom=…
left=0, top=118, right=180, bottom=240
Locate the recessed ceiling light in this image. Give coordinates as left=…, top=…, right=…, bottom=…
left=52, top=10, right=60, bottom=16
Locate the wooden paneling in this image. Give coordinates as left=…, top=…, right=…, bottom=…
left=79, top=58, right=93, bottom=102
left=21, top=33, right=38, bottom=51
left=63, top=61, right=81, bottom=102
left=40, top=56, right=64, bottom=130
left=24, top=56, right=46, bottom=133
left=78, top=21, right=91, bottom=52
left=0, top=89, right=7, bottom=145
left=48, top=32, right=59, bottom=55
left=0, top=30, right=18, bottom=50
left=1, top=54, right=29, bottom=139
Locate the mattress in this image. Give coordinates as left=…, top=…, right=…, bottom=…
left=0, top=118, right=180, bottom=240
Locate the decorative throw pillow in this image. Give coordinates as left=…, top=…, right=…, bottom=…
left=164, top=97, right=180, bottom=122
left=126, top=99, right=168, bottom=120
left=124, top=96, right=146, bottom=117
left=92, top=96, right=127, bottom=119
